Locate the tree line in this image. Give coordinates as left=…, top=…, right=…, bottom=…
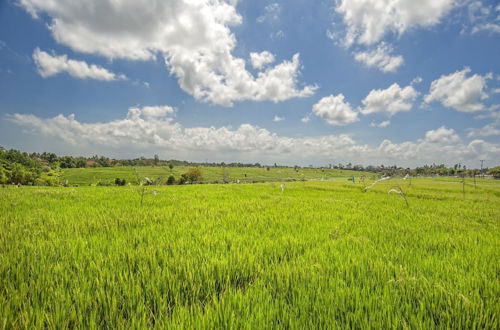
left=1, top=145, right=498, bottom=186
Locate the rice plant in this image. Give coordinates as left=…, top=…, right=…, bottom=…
left=388, top=185, right=409, bottom=207
left=0, top=179, right=498, bottom=328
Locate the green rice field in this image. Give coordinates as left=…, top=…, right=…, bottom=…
left=1, top=178, right=499, bottom=328
left=59, top=166, right=369, bottom=185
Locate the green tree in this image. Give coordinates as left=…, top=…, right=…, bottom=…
left=179, top=174, right=188, bottom=185
left=0, top=167, right=7, bottom=184
left=59, top=156, right=75, bottom=168
left=185, top=167, right=203, bottom=183
left=489, top=166, right=500, bottom=179
left=166, top=175, right=175, bottom=185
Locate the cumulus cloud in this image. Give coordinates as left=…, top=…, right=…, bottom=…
left=333, top=0, right=457, bottom=72
left=7, top=108, right=500, bottom=166
left=312, top=94, right=359, bottom=126
left=353, top=43, right=403, bottom=73
left=250, top=51, right=275, bottom=69
left=360, top=83, right=418, bottom=116
left=335, top=0, right=455, bottom=46
left=273, top=115, right=284, bottom=122
left=424, top=68, right=490, bottom=112
left=20, top=0, right=315, bottom=106
left=424, top=126, right=460, bottom=144
left=33, top=48, right=126, bottom=81
left=138, top=105, right=175, bottom=119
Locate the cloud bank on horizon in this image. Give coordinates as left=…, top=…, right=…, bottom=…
left=0, top=0, right=499, bottom=166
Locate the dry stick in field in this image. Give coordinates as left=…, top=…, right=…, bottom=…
left=363, top=176, right=391, bottom=192
left=462, top=175, right=466, bottom=199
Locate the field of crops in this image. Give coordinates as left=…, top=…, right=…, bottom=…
left=1, top=178, right=499, bottom=328
left=59, top=165, right=369, bottom=185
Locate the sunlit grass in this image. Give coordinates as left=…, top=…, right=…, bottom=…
left=59, top=165, right=371, bottom=185
left=0, top=179, right=498, bottom=328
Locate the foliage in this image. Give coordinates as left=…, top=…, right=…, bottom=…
left=179, top=173, right=188, bottom=185
left=489, top=166, right=500, bottom=179
left=114, top=178, right=127, bottom=186
left=185, top=167, right=204, bottom=183
left=0, top=148, right=42, bottom=185
left=166, top=175, right=176, bottom=185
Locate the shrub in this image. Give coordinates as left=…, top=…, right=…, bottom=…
left=0, top=167, right=7, bottom=184
left=179, top=174, right=188, bottom=185
left=166, top=175, right=176, bottom=185
left=185, top=167, right=203, bottom=183
left=114, top=178, right=126, bottom=186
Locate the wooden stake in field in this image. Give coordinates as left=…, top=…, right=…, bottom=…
left=461, top=175, right=465, bottom=200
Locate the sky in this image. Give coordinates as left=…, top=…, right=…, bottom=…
left=0, top=0, right=499, bottom=168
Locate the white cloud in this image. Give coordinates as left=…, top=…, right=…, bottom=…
left=424, top=126, right=460, bottom=144
left=467, top=124, right=500, bottom=137
left=257, top=3, right=281, bottom=23
left=312, top=94, right=359, bottom=126
left=466, top=1, right=500, bottom=34
left=250, top=51, right=275, bottom=69
left=492, top=88, right=500, bottom=94
left=424, top=68, right=490, bottom=112
left=353, top=43, right=403, bottom=73
left=301, top=115, right=311, bottom=123
left=360, top=83, right=418, bottom=116
left=472, top=23, right=500, bottom=34
left=32, top=48, right=126, bottom=81
left=8, top=108, right=500, bottom=166
left=139, top=105, right=175, bottom=119
left=273, top=115, right=284, bottom=122
left=370, top=120, right=390, bottom=128
left=335, top=0, right=455, bottom=46
left=411, top=76, right=423, bottom=85
left=20, top=0, right=315, bottom=106
left=474, top=108, right=500, bottom=123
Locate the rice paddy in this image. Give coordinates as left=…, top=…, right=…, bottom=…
left=59, top=165, right=369, bottom=185
left=0, top=178, right=499, bottom=328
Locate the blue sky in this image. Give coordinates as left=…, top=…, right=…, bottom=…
left=1, top=0, right=499, bottom=167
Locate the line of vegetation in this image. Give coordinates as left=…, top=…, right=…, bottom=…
left=1, top=146, right=499, bottom=186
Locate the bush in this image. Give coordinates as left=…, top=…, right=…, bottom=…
left=114, top=178, right=126, bottom=186
left=489, top=166, right=500, bottom=179
left=97, top=181, right=112, bottom=186
left=179, top=174, right=188, bottom=185
left=0, top=167, right=7, bottom=185
left=185, top=167, right=203, bottom=183
left=166, top=175, right=175, bottom=185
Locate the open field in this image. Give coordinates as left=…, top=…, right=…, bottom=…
left=1, top=178, right=499, bottom=328
left=59, top=166, right=371, bottom=185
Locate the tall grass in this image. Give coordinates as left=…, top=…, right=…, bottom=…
left=0, top=179, right=498, bottom=328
